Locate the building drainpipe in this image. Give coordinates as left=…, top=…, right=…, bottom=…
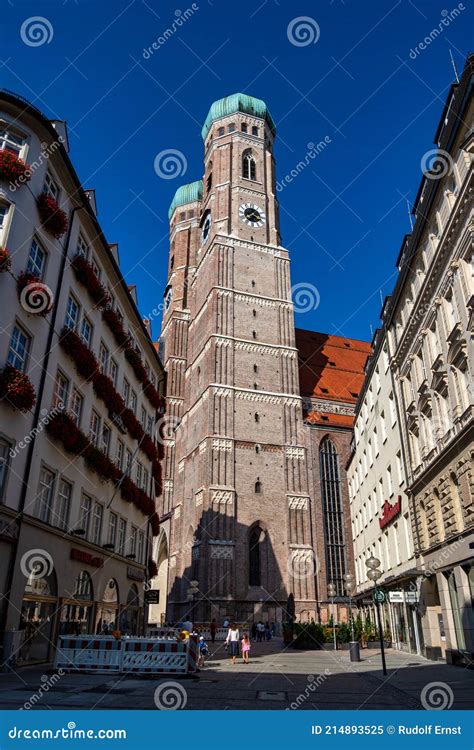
left=0, top=206, right=79, bottom=656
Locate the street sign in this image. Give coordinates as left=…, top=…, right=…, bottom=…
left=373, top=588, right=386, bottom=604
left=388, top=591, right=404, bottom=603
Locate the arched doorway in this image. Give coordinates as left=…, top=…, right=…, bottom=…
left=95, top=578, right=119, bottom=634
left=20, top=567, right=58, bottom=663
left=60, top=570, right=94, bottom=637
left=148, top=530, right=168, bottom=626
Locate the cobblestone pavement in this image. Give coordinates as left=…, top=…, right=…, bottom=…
left=0, top=640, right=472, bottom=710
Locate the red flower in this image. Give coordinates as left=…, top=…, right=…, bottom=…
left=71, top=254, right=110, bottom=308
left=143, top=379, right=163, bottom=410
left=93, top=373, right=126, bottom=415
left=0, top=247, right=11, bottom=273
left=59, top=327, right=99, bottom=380
left=0, top=365, right=36, bottom=412
left=0, top=150, right=31, bottom=184
left=102, top=307, right=129, bottom=348
left=37, top=193, right=68, bottom=239
left=85, top=445, right=121, bottom=483
left=125, top=347, right=147, bottom=383
left=141, top=433, right=158, bottom=462
left=122, top=408, right=144, bottom=441
left=46, top=411, right=89, bottom=455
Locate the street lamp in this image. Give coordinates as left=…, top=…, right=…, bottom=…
left=327, top=582, right=337, bottom=650
left=343, top=573, right=360, bottom=662
left=365, top=557, right=387, bottom=675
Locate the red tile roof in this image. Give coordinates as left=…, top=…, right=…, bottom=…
left=296, top=329, right=371, bottom=428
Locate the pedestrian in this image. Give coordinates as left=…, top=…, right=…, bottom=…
left=226, top=622, right=240, bottom=664
left=223, top=617, right=229, bottom=628
left=198, top=636, right=210, bottom=667
left=257, top=620, right=264, bottom=642
left=251, top=622, right=257, bottom=641
left=265, top=622, right=271, bottom=641
left=271, top=622, right=276, bottom=638
left=210, top=618, right=217, bottom=643
left=241, top=632, right=251, bottom=664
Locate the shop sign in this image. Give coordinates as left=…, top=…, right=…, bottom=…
left=388, top=591, right=404, bottom=603
left=145, top=590, right=160, bottom=604
left=127, top=566, right=145, bottom=582
left=71, top=548, right=104, bottom=568
left=373, top=588, right=386, bottom=604
left=379, top=496, right=402, bottom=529
left=405, top=590, right=419, bottom=604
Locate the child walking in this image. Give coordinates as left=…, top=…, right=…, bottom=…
left=241, top=632, right=251, bottom=664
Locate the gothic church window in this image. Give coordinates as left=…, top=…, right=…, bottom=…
left=320, top=437, right=347, bottom=597
left=249, top=526, right=262, bottom=585
left=242, top=149, right=257, bottom=181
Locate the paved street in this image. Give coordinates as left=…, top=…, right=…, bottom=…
left=1, top=640, right=472, bottom=710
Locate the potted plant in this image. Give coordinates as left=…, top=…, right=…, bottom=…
left=0, top=365, right=36, bottom=412
left=282, top=622, right=294, bottom=645
left=0, top=150, right=31, bottom=184
left=292, top=621, right=325, bottom=649
left=0, top=247, right=11, bottom=273
left=337, top=621, right=352, bottom=650
left=37, top=193, right=68, bottom=239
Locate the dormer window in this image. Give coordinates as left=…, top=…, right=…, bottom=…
left=242, top=149, right=256, bottom=181
left=252, top=126, right=258, bottom=136
left=241, top=123, right=248, bottom=133
left=218, top=127, right=225, bottom=136
left=228, top=123, right=235, bottom=132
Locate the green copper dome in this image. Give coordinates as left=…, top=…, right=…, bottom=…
left=168, top=180, right=203, bottom=219
left=201, top=93, right=276, bottom=140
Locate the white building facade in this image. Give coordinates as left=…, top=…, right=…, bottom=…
left=0, top=91, right=164, bottom=665
left=347, top=329, right=420, bottom=653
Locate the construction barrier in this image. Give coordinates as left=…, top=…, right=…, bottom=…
left=54, top=635, right=198, bottom=675
left=54, top=636, right=123, bottom=673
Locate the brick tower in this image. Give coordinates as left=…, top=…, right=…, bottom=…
left=160, top=94, right=317, bottom=624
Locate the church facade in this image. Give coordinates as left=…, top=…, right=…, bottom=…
left=158, top=94, right=369, bottom=624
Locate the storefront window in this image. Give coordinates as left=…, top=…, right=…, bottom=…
left=59, top=570, right=94, bottom=636
left=20, top=569, right=58, bottom=663
left=95, top=578, right=119, bottom=634
left=447, top=571, right=466, bottom=650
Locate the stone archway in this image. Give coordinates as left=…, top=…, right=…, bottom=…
left=147, top=528, right=169, bottom=626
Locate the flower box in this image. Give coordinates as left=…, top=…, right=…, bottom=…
left=0, top=247, right=11, bottom=273
left=125, top=347, right=147, bottom=383
left=37, top=193, right=68, bottom=239
left=71, top=254, right=109, bottom=308
left=0, top=365, right=36, bottom=412
left=143, top=379, right=163, bottom=410
left=102, top=307, right=129, bottom=348
left=0, top=150, right=31, bottom=184
left=141, top=433, right=158, bottom=462
left=59, top=327, right=99, bottom=380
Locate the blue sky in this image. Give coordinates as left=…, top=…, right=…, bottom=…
left=1, top=0, right=472, bottom=342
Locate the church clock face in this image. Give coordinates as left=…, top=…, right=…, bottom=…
left=202, top=213, right=212, bottom=243
left=239, top=203, right=266, bottom=228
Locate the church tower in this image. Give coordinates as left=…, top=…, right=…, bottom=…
left=160, top=94, right=317, bottom=624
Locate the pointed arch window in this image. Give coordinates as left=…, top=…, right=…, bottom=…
left=320, top=438, right=346, bottom=597
left=242, top=149, right=257, bottom=181
left=249, top=526, right=262, bottom=585
left=255, top=479, right=261, bottom=493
